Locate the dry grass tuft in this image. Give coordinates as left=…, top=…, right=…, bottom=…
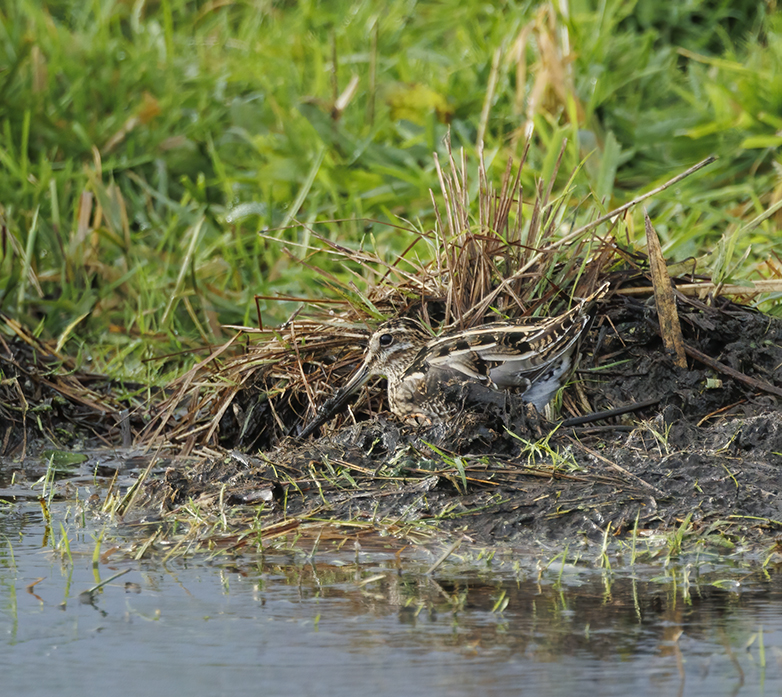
left=138, top=138, right=725, bottom=453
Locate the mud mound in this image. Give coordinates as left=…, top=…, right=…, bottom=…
left=144, top=298, right=782, bottom=545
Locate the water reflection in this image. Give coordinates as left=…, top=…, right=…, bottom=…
left=1, top=499, right=781, bottom=696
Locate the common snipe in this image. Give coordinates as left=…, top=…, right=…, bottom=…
left=299, top=285, right=607, bottom=438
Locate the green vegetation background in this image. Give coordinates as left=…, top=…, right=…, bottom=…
left=0, top=0, right=780, bottom=381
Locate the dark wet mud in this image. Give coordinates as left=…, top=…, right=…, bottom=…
left=0, top=324, right=148, bottom=458
left=144, top=295, right=782, bottom=546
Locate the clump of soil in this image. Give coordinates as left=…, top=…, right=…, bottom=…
left=146, top=295, right=782, bottom=546
left=0, top=324, right=146, bottom=458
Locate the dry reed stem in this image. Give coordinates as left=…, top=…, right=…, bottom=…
left=645, top=211, right=687, bottom=368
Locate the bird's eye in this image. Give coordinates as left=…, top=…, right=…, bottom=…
left=378, top=333, right=394, bottom=347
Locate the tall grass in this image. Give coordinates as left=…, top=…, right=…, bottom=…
left=0, top=0, right=779, bottom=378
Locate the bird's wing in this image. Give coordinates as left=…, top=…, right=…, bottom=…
left=408, top=311, right=587, bottom=387
left=403, top=283, right=607, bottom=389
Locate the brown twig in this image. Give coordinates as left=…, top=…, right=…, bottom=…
left=683, top=343, right=782, bottom=399
left=560, top=397, right=662, bottom=427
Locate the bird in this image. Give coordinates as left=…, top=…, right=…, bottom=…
left=298, top=284, right=607, bottom=438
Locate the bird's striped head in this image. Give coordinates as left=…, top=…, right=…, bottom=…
left=362, top=318, right=431, bottom=382
left=297, top=317, right=430, bottom=438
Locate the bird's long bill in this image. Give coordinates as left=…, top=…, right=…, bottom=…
left=298, top=358, right=374, bottom=438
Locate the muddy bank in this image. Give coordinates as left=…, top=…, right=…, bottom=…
left=145, top=296, right=782, bottom=546
left=147, top=409, right=782, bottom=546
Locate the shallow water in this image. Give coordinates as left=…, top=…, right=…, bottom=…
left=2, top=459, right=782, bottom=696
